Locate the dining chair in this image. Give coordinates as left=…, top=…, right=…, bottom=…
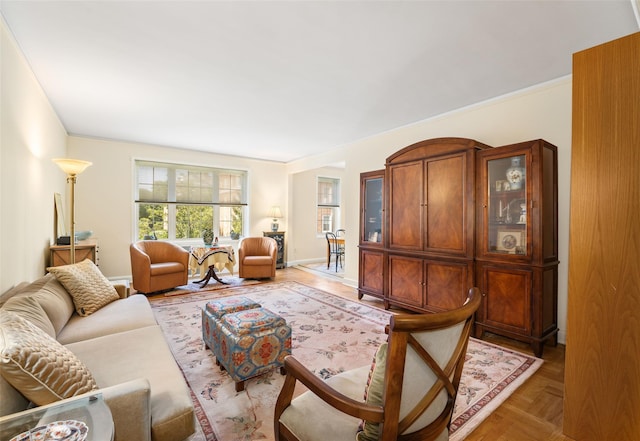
left=325, top=232, right=344, bottom=272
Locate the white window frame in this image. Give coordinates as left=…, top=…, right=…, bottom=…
left=317, top=176, right=341, bottom=235
left=134, top=160, right=247, bottom=244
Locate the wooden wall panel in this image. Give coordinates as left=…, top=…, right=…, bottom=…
left=563, top=32, right=640, bottom=440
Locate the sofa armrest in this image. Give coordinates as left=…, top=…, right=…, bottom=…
left=0, top=380, right=151, bottom=441
left=100, top=379, right=151, bottom=441
left=112, top=284, right=129, bottom=299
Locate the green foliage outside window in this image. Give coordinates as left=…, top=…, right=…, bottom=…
left=176, top=205, right=214, bottom=239
left=138, top=204, right=168, bottom=240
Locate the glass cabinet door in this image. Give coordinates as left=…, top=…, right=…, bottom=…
left=486, top=154, right=528, bottom=255
left=363, top=176, right=383, bottom=244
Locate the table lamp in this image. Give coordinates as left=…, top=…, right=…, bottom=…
left=269, top=206, right=282, bottom=232
left=53, top=158, right=92, bottom=264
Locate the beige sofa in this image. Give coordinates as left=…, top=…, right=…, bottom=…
left=0, top=268, right=195, bottom=441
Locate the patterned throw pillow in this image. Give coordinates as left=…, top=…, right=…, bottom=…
left=0, top=311, right=98, bottom=405
left=356, top=342, right=388, bottom=441
left=47, top=259, right=119, bottom=316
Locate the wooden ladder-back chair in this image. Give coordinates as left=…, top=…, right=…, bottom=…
left=274, top=288, right=481, bottom=441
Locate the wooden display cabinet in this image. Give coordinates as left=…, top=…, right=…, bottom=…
left=475, top=139, right=558, bottom=357
left=358, top=170, right=384, bottom=300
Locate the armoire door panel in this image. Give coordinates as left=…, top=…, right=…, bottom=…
left=389, top=161, right=423, bottom=250
left=360, top=250, right=384, bottom=296
left=425, top=262, right=468, bottom=311
left=426, top=154, right=466, bottom=254
left=483, top=267, right=532, bottom=334
left=388, top=255, right=423, bottom=307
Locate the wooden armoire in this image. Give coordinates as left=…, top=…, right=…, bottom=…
left=358, top=136, right=559, bottom=357
left=563, top=32, right=640, bottom=440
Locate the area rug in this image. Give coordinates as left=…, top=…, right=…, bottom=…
left=150, top=282, right=542, bottom=441
left=299, top=261, right=344, bottom=278
left=163, top=277, right=261, bottom=297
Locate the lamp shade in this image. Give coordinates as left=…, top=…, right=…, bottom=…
left=269, top=206, right=282, bottom=219
left=52, top=158, right=92, bottom=175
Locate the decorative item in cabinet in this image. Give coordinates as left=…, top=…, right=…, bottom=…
left=358, top=170, right=384, bottom=300
left=475, top=139, right=558, bottom=357
left=263, top=231, right=285, bottom=269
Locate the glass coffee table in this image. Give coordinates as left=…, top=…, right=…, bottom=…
left=0, top=393, right=113, bottom=441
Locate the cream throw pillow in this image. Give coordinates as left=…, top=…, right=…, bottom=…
left=47, top=259, right=119, bottom=316
left=356, top=342, right=387, bottom=441
left=0, top=311, right=98, bottom=405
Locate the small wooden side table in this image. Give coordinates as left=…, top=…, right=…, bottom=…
left=49, top=239, right=98, bottom=267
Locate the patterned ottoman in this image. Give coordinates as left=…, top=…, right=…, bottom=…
left=211, top=307, right=292, bottom=391
left=202, top=296, right=262, bottom=360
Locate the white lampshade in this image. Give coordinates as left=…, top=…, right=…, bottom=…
left=52, top=158, right=92, bottom=175
left=269, top=206, right=282, bottom=219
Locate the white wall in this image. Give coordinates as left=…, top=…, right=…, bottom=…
left=67, top=136, right=288, bottom=279
left=288, top=77, right=572, bottom=343
left=288, top=166, right=346, bottom=266
left=0, top=19, right=68, bottom=292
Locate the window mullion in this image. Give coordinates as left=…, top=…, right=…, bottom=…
left=167, top=168, right=177, bottom=239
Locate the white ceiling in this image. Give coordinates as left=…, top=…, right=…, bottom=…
left=2, top=1, right=638, bottom=163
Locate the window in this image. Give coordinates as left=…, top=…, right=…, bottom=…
left=135, top=161, right=246, bottom=241
left=317, top=177, right=340, bottom=234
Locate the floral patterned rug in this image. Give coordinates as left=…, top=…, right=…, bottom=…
left=162, top=277, right=260, bottom=297
left=149, top=281, right=542, bottom=441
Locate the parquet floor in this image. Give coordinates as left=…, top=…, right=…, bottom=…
left=274, top=266, right=574, bottom=441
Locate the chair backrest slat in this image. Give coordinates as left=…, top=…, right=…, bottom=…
left=381, top=288, right=481, bottom=441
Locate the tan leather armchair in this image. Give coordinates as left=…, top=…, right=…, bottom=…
left=130, top=240, right=190, bottom=293
left=238, top=237, right=278, bottom=279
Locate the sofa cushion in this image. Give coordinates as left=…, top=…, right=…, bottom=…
left=8, top=275, right=75, bottom=336
left=66, top=325, right=195, bottom=441
left=57, top=294, right=158, bottom=345
left=47, top=259, right=119, bottom=316
left=2, top=296, right=56, bottom=337
left=0, top=312, right=98, bottom=405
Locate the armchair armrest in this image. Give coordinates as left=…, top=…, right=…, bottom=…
left=275, top=356, right=383, bottom=424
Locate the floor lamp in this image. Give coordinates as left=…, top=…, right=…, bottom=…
left=53, top=158, right=92, bottom=264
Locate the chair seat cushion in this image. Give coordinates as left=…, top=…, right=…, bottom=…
left=242, top=256, right=273, bottom=266
left=279, top=365, right=370, bottom=441
left=150, top=262, right=185, bottom=276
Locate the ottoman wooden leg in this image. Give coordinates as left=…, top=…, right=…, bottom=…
left=235, top=381, right=245, bottom=392
left=280, top=367, right=287, bottom=376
